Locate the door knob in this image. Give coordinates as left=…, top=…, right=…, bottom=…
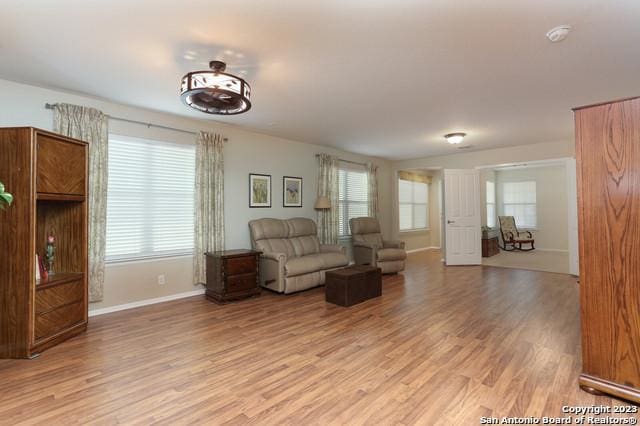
left=447, top=220, right=455, bottom=224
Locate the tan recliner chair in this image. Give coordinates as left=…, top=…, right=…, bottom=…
left=349, top=217, right=407, bottom=274
left=249, top=218, right=349, bottom=294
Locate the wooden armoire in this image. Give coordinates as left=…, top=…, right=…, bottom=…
left=0, top=127, right=88, bottom=358
left=574, top=97, right=640, bottom=403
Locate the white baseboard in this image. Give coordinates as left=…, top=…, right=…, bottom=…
left=89, top=288, right=205, bottom=317
left=406, top=246, right=441, bottom=254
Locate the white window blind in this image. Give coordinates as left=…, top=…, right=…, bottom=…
left=398, top=179, right=429, bottom=231
left=338, top=164, right=369, bottom=236
left=486, top=181, right=496, bottom=228
left=502, top=181, right=537, bottom=228
left=106, top=136, right=196, bottom=262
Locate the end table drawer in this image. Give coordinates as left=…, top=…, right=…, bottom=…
left=35, top=301, right=84, bottom=341
left=227, top=272, right=258, bottom=292
left=225, top=256, right=257, bottom=276
left=36, top=280, right=84, bottom=314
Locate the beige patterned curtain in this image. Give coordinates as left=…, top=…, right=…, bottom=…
left=317, top=154, right=339, bottom=244
left=194, top=131, right=225, bottom=285
left=53, top=103, right=108, bottom=302
left=366, top=162, right=379, bottom=218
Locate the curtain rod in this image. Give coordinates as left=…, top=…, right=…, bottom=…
left=44, top=103, right=228, bottom=141
left=315, top=154, right=366, bottom=167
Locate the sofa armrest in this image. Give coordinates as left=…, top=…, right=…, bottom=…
left=352, top=244, right=377, bottom=266
left=383, top=240, right=405, bottom=249
left=320, top=244, right=346, bottom=255
left=262, top=251, right=287, bottom=262
left=259, top=252, right=287, bottom=293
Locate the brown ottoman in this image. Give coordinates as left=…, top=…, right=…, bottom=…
left=325, top=265, right=382, bottom=307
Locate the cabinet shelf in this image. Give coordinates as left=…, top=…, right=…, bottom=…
left=36, top=272, right=85, bottom=290
left=37, top=193, right=85, bottom=202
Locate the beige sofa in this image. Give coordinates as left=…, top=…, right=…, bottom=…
left=249, top=218, right=349, bottom=294
left=349, top=217, right=407, bottom=274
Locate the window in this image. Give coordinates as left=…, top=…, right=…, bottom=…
left=486, top=181, right=496, bottom=228
left=398, top=179, right=429, bottom=231
left=106, top=136, right=196, bottom=261
left=502, top=181, right=537, bottom=228
left=338, top=164, right=368, bottom=236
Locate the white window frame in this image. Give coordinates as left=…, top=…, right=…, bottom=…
left=338, top=164, right=369, bottom=237
left=486, top=180, right=496, bottom=228
left=398, top=179, right=429, bottom=232
left=105, top=135, right=196, bottom=263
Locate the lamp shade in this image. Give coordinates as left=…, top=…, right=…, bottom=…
left=314, top=196, right=331, bottom=209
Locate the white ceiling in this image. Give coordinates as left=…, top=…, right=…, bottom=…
left=1, top=0, right=639, bottom=160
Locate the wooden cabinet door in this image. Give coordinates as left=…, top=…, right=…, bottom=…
left=36, top=134, right=86, bottom=196
left=575, top=97, right=640, bottom=389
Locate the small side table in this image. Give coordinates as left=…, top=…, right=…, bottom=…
left=205, top=249, right=261, bottom=304
left=482, top=237, right=500, bottom=257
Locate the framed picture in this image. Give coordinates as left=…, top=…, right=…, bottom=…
left=283, top=176, right=303, bottom=207
left=249, top=173, right=272, bottom=208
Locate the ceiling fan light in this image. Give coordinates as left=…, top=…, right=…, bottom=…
left=444, top=132, right=466, bottom=144
left=180, top=60, right=251, bottom=115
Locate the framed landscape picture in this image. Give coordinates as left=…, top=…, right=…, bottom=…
left=283, top=176, right=303, bottom=207
left=249, top=173, right=272, bottom=208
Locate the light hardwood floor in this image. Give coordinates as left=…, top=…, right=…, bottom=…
left=0, top=250, right=637, bottom=425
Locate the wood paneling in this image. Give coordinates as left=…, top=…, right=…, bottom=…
left=36, top=201, right=85, bottom=274
left=0, top=251, right=636, bottom=423
left=36, top=133, right=86, bottom=196
left=575, top=97, right=640, bottom=402
left=0, top=127, right=88, bottom=358
left=0, top=128, right=34, bottom=359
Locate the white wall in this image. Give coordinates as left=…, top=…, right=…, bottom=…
left=0, top=79, right=392, bottom=310
left=391, top=142, right=573, bottom=242
left=495, top=166, right=568, bottom=251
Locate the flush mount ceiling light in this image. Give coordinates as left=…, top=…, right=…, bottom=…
left=180, top=60, right=251, bottom=115
left=546, top=25, right=572, bottom=43
left=444, top=132, right=466, bottom=145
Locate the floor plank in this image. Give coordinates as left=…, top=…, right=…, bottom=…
left=0, top=250, right=637, bottom=425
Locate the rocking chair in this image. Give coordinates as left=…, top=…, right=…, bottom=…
left=498, top=216, right=535, bottom=251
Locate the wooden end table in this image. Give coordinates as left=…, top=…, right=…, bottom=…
left=325, top=265, right=382, bottom=307
left=205, top=249, right=261, bottom=304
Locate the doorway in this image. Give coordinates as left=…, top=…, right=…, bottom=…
left=477, top=159, right=577, bottom=274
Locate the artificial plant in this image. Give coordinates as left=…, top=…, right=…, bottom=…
left=0, top=182, right=13, bottom=210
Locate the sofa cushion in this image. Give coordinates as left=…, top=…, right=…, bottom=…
left=287, top=218, right=317, bottom=237
left=377, top=248, right=407, bottom=262
left=313, top=252, right=349, bottom=270
left=290, top=235, right=320, bottom=256
left=285, top=256, right=325, bottom=277
left=255, top=238, right=296, bottom=258
left=249, top=218, right=289, bottom=240
left=350, top=217, right=380, bottom=234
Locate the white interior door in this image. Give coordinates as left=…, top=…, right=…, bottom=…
left=444, top=169, right=482, bottom=265
left=566, top=159, right=579, bottom=276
